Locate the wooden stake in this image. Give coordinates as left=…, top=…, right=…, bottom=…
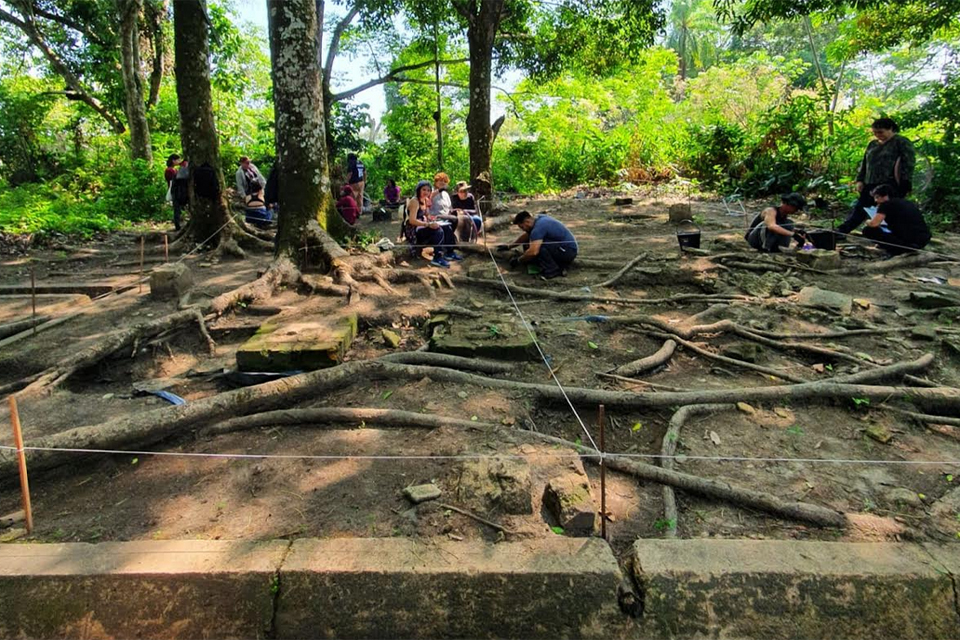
left=8, top=396, right=33, bottom=533
left=139, top=235, right=145, bottom=293
left=598, top=404, right=607, bottom=540
left=30, top=266, right=37, bottom=335
left=164, top=234, right=169, bottom=263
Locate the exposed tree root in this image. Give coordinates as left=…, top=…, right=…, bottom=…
left=377, top=351, right=516, bottom=374
left=305, top=221, right=399, bottom=302
left=0, top=316, right=51, bottom=340
left=632, top=328, right=807, bottom=383
left=209, top=257, right=300, bottom=315
left=590, top=252, right=649, bottom=289
left=0, top=355, right=943, bottom=480
left=299, top=274, right=350, bottom=298
left=514, top=429, right=848, bottom=529
left=842, top=252, right=946, bottom=274
left=612, top=339, right=677, bottom=377
left=659, top=404, right=732, bottom=538
left=203, top=407, right=493, bottom=437
left=16, top=308, right=215, bottom=398
left=595, top=372, right=690, bottom=392
left=881, top=405, right=960, bottom=428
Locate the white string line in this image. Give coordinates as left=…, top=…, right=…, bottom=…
left=476, top=200, right=601, bottom=454
left=0, top=444, right=956, bottom=467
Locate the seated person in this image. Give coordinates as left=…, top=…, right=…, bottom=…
left=498, top=211, right=577, bottom=280
left=450, top=180, right=482, bottom=243
left=430, top=172, right=453, bottom=217
left=337, top=185, right=360, bottom=226
left=863, top=185, right=931, bottom=256
left=383, top=179, right=402, bottom=206
left=244, top=185, right=272, bottom=228
left=401, top=180, right=462, bottom=267
left=745, top=193, right=808, bottom=253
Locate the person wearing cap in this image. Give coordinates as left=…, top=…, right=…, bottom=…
left=498, top=211, right=578, bottom=279
left=838, top=117, right=916, bottom=236
left=862, top=185, right=931, bottom=256
left=745, top=193, right=809, bottom=253
left=451, top=180, right=482, bottom=242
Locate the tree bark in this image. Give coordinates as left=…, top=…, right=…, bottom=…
left=173, top=0, right=232, bottom=248
left=145, top=0, right=167, bottom=110
left=463, top=0, right=503, bottom=217
left=268, top=0, right=350, bottom=260
left=118, top=0, right=153, bottom=162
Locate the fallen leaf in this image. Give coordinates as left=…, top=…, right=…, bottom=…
left=736, top=402, right=756, bottom=415
left=588, top=341, right=599, bottom=350
left=632, top=422, right=643, bottom=432
left=709, top=431, right=722, bottom=446
left=774, top=407, right=791, bottom=419
left=470, top=415, right=479, bottom=422
left=501, top=416, right=516, bottom=426
left=382, top=390, right=394, bottom=400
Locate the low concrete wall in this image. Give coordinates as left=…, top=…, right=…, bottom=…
left=632, top=539, right=960, bottom=640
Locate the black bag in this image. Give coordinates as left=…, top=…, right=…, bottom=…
left=172, top=177, right=189, bottom=207
left=194, top=163, right=221, bottom=199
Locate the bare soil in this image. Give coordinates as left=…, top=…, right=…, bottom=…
left=2, top=191, right=960, bottom=555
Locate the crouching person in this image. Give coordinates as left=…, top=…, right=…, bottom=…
left=745, top=193, right=808, bottom=253
left=863, top=185, right=931, bottom=256
left=499, top=211, right=578, bottom=280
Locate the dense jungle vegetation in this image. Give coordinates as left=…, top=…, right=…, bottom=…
left=0, top=0, right=958, bottom=239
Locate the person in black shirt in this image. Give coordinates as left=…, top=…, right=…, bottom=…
left=863, top=185, right=931, bottom=256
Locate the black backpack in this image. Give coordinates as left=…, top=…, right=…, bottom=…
left=172, top=176, right=189, bottom=207
left=194, top=163, right=221, bottom=199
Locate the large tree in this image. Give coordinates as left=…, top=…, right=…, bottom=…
left=267, top=0, right=350, bottom=258
left=173, top=0, right=231, bottom=248
left=0, top=0, right=164, bottom=161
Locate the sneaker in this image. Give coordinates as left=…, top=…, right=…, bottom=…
left=447, top=252, right=464, bottom=261
left=429, top=257, right=451, bottom=268
left=539, top=271, right=562, bottom=280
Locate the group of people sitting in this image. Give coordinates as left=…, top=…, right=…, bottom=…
left=401, top=172, right=480, bottom=267
left=746, top=117, right=931, bottom=257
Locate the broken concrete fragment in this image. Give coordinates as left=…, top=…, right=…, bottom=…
left=381, top=329, right=401, bottom=348
left=149, top=263, right=193, bottom=301
left=737, top=402, right=756, bottom=415
left=795, top=249, right=841, bottom=271
left=430, top=315, right=537, bottom=361
left=403, top=484, right=441, bottom=504
left=884, top=487, right=922, bottom=509
left=458, top=457, right=533, bottom=515
left=910, top=326, right=938, bottom=341
left=721, top=342, right=763, bottom=363
left=797, top=286, right=853, bottom=315
left=543, top=473, right=597, bottom=536
left=909, top=291, right=959, bottom=310
left=865, top=424, right=892, bottom=444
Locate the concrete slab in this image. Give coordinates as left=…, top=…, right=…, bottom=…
left=429, top=315, right=537, bottom=360
left=0, top=540, right=288, bottom=639
left=633, top=539, right=959, bottom=640
left=277, top=538, right=626, bottom=639
left=236, top=313, right=358, bottom=372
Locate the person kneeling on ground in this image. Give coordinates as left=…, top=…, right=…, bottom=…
left=745, top=193, right=809, bottom=253
left=244, top=184, right=272, bottom=228
left=498, top=211, right=578, bottom=279
left=863, top=184, right=931, bottom=256
left=337, top=185, right=360, bottom=226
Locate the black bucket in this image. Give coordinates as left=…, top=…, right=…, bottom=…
left=807, top=229, right=836, bottom=251
left=676, top=220, right=701, bottom=251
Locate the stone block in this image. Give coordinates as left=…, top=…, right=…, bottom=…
left=668, top=203, right=692, bottom=223
left=721, top=342, right=763, bottom=363
left=633, top=539, right=958, bottom=640
left=430, top=315, right=537, bottom=361
left=457, top=456, right=533, bottom=515
left=797, top=286, right=853, bottom=315
left=403, top=484, right=441, bottom=504
left=0, top=540, right=286, bottom=639
left=236, top=314, right=358, bottom=372
left=149, top=263, right=193, bottom=301
left=910, top=291, right=959, bottom=309
left=543, top=473, right=598, bottom=536
left=276, top=538, right=626, bottom=639
left=795, top=249, right=841, bottom=270
left=467, top=263, right=502, bottom=280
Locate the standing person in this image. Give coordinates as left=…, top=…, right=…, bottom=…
left=164, top=154, right=182, bottom=231
left=403, top=180, right=450, bottom=268
left=838, top=118, right=916, bottom=236
left=745, top=193, right=808, bottom=253
left=862, top=185, right=931, bottom=256
left=498, top=211, right=578, bottom=279
left=171, top=159, right=190, bottom=231
left=235, top=156, right=265, bottom=198
left=336, top=185, right=360, bottom=226
left=346, top=153, right=366, bottom=212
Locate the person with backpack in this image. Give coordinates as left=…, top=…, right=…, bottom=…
left=235, top=156, right=265, bottom=198
left=171, top=159, right=190, bottom=231
left=745, top=193, right=809, bottom=253
left=346, top=153, right=366, bottom=213
left=244, top=183, right=272, bottom=228
left=164, top=154, right=183, bottom=231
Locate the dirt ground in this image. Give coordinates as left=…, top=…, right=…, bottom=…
left=2, top=190, right=960, bottom=556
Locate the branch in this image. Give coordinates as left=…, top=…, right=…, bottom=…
left=330, top=58, right=468, bottom=103
left=30, top=4, right=111, bottom=46
left=323, top=3, right=361, bottom=99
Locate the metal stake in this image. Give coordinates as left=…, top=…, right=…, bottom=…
left=30, top=266, right=36, bottom=334
left=599, top=404, right=607, bottom=540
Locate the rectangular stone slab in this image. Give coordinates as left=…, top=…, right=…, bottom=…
left=237, top=314, right=358, bottom=372
left=277, top=538, right=626, bottom=638
left=429, top=315, right=537, bottom=361
left=0, top=540, right=287, bottom=639
left=633, top=539, right=958, bottom=639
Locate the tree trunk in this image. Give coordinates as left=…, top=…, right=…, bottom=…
left=173, top=0, right=231, bottom=248
left=118, top=0, right=153, bottom=162
left=464, top=0, right=503, bottom=217
left=145, top=0, right=167, bottom=110
left=268, top=0, right=350, bottom=261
